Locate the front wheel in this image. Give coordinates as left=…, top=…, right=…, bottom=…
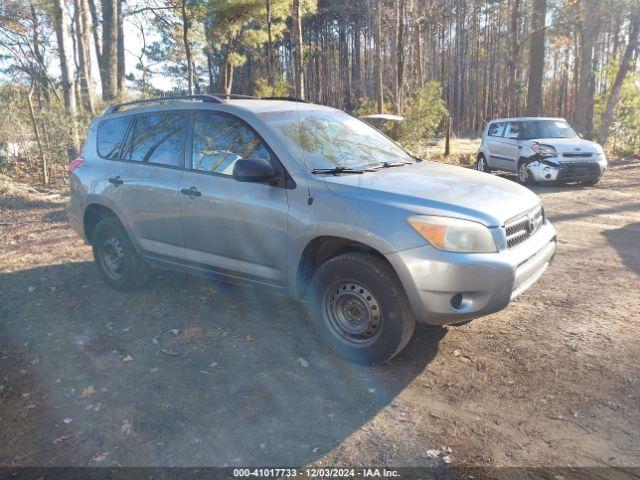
left=518, top=161, right=534, bottom=185
left=306, top=252, right=416, bottom=365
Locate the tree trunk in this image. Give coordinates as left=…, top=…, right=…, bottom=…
left=291, top=0, right=305, bottom=99
left=117, top=0, right=125, bottom=94
left=74, top=0, right=94, bottom=113
left=52, top=0, right=80, bottom=155
left=100, top=0, right=119, bottom=100
left=27, top=84, right=48, bottom=185
left=182, top=0, right=193, bottom=95
left=266, top=0, right=275, bottom=89
left=507, top=0, right=520, bottom=115
left=597, top=11, right=640, bottom=145
left=396, top=0, right=405, bottom=114
left=374, top=0, right=384, bottom=113
left=525, top=0, right=546, bottom=116
left=574, top=0, right=600, bottom=138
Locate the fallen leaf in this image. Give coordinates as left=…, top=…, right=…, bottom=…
left=178, top=325, right=206, bottom=341
left=81, top=385, right=95, bottom=398
left=122, top=355, right=133, bottom=362
left=92, top=452, right=109, bottom=462
left=121, top=419, right=133, bottom=437
left=62, top=418, right=73, bottom=424
left=244, top=335, right=254, bottom=342
left=297, top=357, right=309, bottom=368
left=52, top=435, right=70, bottom=444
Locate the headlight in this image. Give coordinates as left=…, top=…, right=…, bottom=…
left=531, top=144, right=557, bottom=158
left=408, top=216, right=497, bottom=253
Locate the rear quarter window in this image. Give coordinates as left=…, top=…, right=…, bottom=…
left=97, top=116, right=132, bottom=159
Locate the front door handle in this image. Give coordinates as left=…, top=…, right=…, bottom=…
left=181, top=186, right=202, bottom=199
left=108, top=176, right=123, bottom=186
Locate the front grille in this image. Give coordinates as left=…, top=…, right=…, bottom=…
left=562, top=152, right=593, bottom=158
left=557, top=162, right=600, bottom=180
left=505, top=206, right=545, bottom=249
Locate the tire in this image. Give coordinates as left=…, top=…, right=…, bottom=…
left=517, top=160, right=534, bottom=185
left=305, top=252, right=416, bottom=366
left=476, top=154, right=491, bottom=173
left=579, top=177, right=601, bottom=186
left=91, top=217, right=150, bottom=291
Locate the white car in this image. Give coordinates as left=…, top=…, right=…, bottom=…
left=476, top=117, right=607, bottom=185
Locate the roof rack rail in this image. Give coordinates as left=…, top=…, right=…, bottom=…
left=104, top=94, right=224, bottom=114
left=260, top=96, right=309, bottom=103
left=209, top=93, right=259, bottom=99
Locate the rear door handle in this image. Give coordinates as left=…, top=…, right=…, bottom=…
left=108, top=176, right=123, bottom=186
left=181, top=186, right=201, bottom=198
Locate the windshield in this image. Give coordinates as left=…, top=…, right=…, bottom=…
left=259, top=109, right=414, bottom=170
left=520, top=120, right=578, bottom=140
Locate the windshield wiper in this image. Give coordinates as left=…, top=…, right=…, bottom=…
left=311, top=167, right=366, bottom=175
left=379, top=160, right=414, bottom=167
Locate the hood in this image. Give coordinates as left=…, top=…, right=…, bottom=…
left=322, top=161, right=541, bottom=227
left=530, top=137, right=603, bottom=154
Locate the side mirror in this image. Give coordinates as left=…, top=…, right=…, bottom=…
left=232, top=157, right=276, bottom=183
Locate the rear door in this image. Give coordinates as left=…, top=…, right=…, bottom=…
left=179, top=111, right=289, bottom=284
left=486, top=122, right=507, bottom=169
left=100, top=111, right=186, bottom=260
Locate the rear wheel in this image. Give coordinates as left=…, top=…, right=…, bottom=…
left=92, top=217, right=150, bottom=291
left=306, top=252, right=416, bottom=365
left=476, top=154, right=491, bottom=173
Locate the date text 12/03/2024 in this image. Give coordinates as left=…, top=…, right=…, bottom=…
left=233, top=468, right=401, bottom=478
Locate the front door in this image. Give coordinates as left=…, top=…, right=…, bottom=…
left=179, top=111, right=289, bottom=284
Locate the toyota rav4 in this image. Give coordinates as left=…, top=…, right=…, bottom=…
left=68, top=96, right=557, bottom=365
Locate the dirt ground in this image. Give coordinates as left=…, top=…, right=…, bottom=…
left=0, top=158, right=639, bottom=474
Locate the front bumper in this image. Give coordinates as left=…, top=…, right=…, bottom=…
left=528, top=156, right=606, bottom=183
left=386, top=221, right=557, bottom=325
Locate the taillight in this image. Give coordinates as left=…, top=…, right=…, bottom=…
left=67, top=157, right=84, bottom=175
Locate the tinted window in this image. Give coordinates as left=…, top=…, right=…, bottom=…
left=520, top=120, right=578, bottom=140
left=505, top=122, right=521, bottom=139
left=97, top=116, right=131, bottom=159
left=191, top=112, right=271, bottom=175
left=488, top=122, right=506, bottom=137
left=126, top=113, right=185, bottom=167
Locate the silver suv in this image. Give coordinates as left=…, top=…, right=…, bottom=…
left=68, top=96, right=557, bottom=365
left=477, top=117, right=607, bottom=185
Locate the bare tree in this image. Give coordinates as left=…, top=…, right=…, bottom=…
left=291, top=0, right=305, bottom=99
left=74, top=0, right=94, bottom=113
left=574, top=0, right=600, bottom=138
left=51, top=0, right=79, bottom=154
left=597, top=10, right=640, bottom=144
left=374, top=0, right=383, bottom=113
left=525, top=0, right=546, bottom=116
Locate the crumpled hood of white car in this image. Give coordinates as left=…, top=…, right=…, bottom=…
left=529, top=137, right=603, bottom=154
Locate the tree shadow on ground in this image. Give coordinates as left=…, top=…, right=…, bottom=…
left=0, top=261, right=446, bottom=466
left=602, top=222, right=640, bottom=276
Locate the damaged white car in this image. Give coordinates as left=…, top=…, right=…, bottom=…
left=476, top=117, right=607, bottom=186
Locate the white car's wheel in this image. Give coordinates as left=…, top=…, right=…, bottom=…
left=476, top=154, right=491, bottom=173
left=518, top=161, right=534, bottom=185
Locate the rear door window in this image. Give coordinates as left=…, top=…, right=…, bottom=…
left=97, top=116, right=132, bottom=159
left=126, top=112, right=186, bottom=167
left=488, top=122, right=506, bottom=137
